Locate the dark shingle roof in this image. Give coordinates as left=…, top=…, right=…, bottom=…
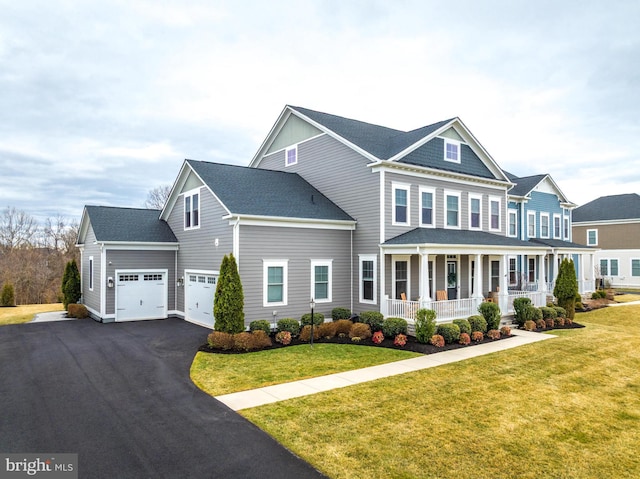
left=573, top=194, right=640, bottom=222
left=86, top=206, right=178, bottom=243
left=505, top=171, right=548, bottom=197
left=187, top=160, right=354, bottom=221
left=529, top=238, right=594, bottom=249
left=383, top=228, right=543, bottom=248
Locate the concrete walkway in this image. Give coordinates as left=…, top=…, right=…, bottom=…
left=216, top=329, right=554, bottom=411
left=31, top=310, right=73, bottom=322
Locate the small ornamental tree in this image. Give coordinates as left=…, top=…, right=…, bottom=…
left=1, top=282, right=15, bottom=307
left=62, top=259, right=81, bottom=309
left=213, top=253, right=245, bottom=334
left=553, top=258, right=578, bottom=320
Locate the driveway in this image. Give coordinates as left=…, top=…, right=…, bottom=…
left=0, top=318, right=325, bottom=478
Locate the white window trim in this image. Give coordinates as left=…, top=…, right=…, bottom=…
left=631, top=258, right=640, bottom=277
left=419, top=186, right=435, bottom=228
left=392, top=182, right=411, bottom=226
left=563, top=216, right=570, bottom=240
left=89, top=256, right=94, bottom=291
left=183, top=188, right=201, bottom=230
left=553, top=214, right=562, bottom=239
left=444, top=190, right=461, bottom=229
left=508, top=210, right=518, bottom=237
left=527, top=211, right=536, bottom=238
left=528, top=257, right=536, bottom=283
left=508, top=255, right=518, bottom=286
left=285, top=145, right=298, bottom=167
left=587, top=229, right=598, bottom=246
left=444, top=138, right=461, bottom=164
left=489, top=196, right=501, bottom=232
left=359, top=254, right=377, bottom=304
left=601, top=258, right=619, bottom=276
left=468, top=194, right=482, bottom=230
left=392, top=255, right=411, bottom=300
left=310, top=259, right=332, bottom=303
left=540, top=213, right=550, bottom=239
left=263, top=260, right=288, bottom=307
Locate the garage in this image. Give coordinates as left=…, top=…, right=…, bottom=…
left=115, top=270, right=167, bottom=322
left=185, top=272, right=218, bottom=328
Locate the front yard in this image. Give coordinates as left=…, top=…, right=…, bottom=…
left=233, top=306, right=640, bottom=479
left=0, top=303, right=64, bottom=326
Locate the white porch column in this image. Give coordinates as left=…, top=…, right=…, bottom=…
left=420, top=252, right=432, bottom=302
left=499, top=255, right=509, bottom=313
left=473, top=254, right=483, bottom=299
left=578, top=253, right=585, bottom=294
left=552, top=252, right=559, bottom=283
left=539, top=254, right=547, bottom=292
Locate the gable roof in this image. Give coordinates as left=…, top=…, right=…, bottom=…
left=184, top=160, right=354, bottom=222
left=78, top=206, right=178, bottom=244
left=573, top=193, right=640, bottom=222
left=505, top=171, right=575, bottom=206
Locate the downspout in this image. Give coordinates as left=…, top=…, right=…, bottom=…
left=174, top=247, right=178, bottom=316
left=350, top=229, right=353, bottom=314
left=233, top=216, right=240, bottom=264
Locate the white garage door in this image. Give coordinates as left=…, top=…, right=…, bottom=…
left=186, top=273, right=217, bottom=328
left=116, top=272, right=167, bottom=322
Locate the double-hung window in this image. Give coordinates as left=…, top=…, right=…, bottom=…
left=89, top=256, right=94, bottom=291
left=540, top=214, right=550, bottom=238
left=285, top=146, right=297, bottom=166
left=311, top=260, right=332, bottom=302
left=469, top=195, right=481, bottom=229
left=420, top=188, right=434, bottom=227
left=445, top=192, right=460, bottom=228
left=553, top=215, right=562, bottom=239
left=263, top=260, right=288, bottom=306
left=184, top=190, right=200, bottom=229
left=393, top=183, right=410, bottom=225
left=527, top=212, right=536, bottom=238
left=359, top=255, right=377, bottom=303
left=509, top=257, right=517, bottom=285
left=490, top=198, right=500, bottom=230
left=564, top=217, right=570, bottom=240
left=587, top=229, right=598, bottom=246
left=600, top=259, right=618, bottom=276
left=528, top=257, right=536, bottom=283
left=508, top=210, right=518, bottom=237
left=632, top=259, right=640, bottom=277
left=444, top=139, right=461, bottom=163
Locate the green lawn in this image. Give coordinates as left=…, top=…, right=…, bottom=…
left=0, top=303, right=64, bottom=326
left=614, top=293, right=640, bottom=303
left=191, top=344, right=420, bottom=396
left=240, top=306, right=640, bottom=479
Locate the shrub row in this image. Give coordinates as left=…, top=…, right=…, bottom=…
left=207, top=330, right=272, bottom=352
left=513, top=298, right=569, bottom=327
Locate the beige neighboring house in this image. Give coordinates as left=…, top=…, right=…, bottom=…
left=572, top=193, right=640, bottom=288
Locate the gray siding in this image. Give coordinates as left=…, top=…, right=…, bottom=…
left=267, top=115, right=323, bottom=154
left=81, top=226, right=101, bottom=314
left=238, top=224, right=352, bottom=323
left=167, top=186, right=233, bottom=313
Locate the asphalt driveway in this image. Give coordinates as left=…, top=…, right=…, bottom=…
left=0, top=318, right=325, bottom=478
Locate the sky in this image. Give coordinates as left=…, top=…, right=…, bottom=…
left=1, top=0, right=639, bottom=224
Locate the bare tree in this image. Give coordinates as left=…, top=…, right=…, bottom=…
left=0, top=206, right=37, bottom=250
left=144, top=185, right=172, bottom=210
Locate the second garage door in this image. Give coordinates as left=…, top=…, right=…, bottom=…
left=186, top=273, right=218, bottom=328
left=116, top=271, right=167, bottom=322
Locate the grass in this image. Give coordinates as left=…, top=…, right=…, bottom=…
left=191, top=344, right=420, bottom=396
left=614, top=293, right=640, bottom=303
left=0, top=303, right=64, bottom=326
left=240, top=306, right=640, bottom=479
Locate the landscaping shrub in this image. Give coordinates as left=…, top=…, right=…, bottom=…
left=430, top=334, right=445, bottom=347
left=372, top=331, right=384, bottom=344
left=554, top=258, right=578, bottom=319
left=277, top=318, right=300, bottom=337
left=540, top=306, right=557, bottom=320
left=394, top=334, right=407, bottom=347
left=67, top=303, right=88, bottom=319
left=478, top=301, right=501, bottom=331
left=556, top=316, right=566, bottom=326
left=207, top=331, right=234, bottom=350
left=299, top=325, right=321, bottom=342
left=452, top=318, right=471, bottom=335
left=535, top=318, right=546, bottom=329
left=214, top=253, right=245, bottom=334
left=545, top=318, right=555, bottom=328
left=471, top=331, right=484, bottom=342
left=331, top=307, right=351, bottom=320
left=513, top=297, right=538, bottom=327
left=349, top=322, right=372, bottom=340
left=565, top=317, right=573, bottom=325
left=0, top=282, right=15, bottom=307
left=334, top=319, right=353, bottom=336
left=415, top=308, right=437, bottom=344
left=436, top=323, right=461, bottom=344
left=459, top=332, right=471, bottom=345
left=360, top=311, right=384, bottom=332
left=233, top=332, right=256, bottom=351
left=317, top=322, right=337, bottom=339
left=382, top=317, right=408, bottom=338
left=553, top=306, right=567, bottom=318
left=592, top=290, right=606, bottom=300
left=500, top=326, right=511, bottom=337
left=275, top=331, right=292, bottom=345
left=487, top=329, right=501, bottom=340
left=468, top=315, right=487, bottom=333
left=575, top=302, right=584, bottom=311
left=61, top=259, right=81, bottom=309
left=301, top=312, right=325, bottom=327
left=251, top=330, right=272, bottom=349
left=524, top=320, right=537, bottom=331
left=249, top=320, right=271, bottom=335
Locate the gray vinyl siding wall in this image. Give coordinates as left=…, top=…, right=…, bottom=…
left=258, top=134, right=381, bottom=312
left=104, top=250, right=176, bottom=315
left=167, top=186, right=233, bottom=313
left=81, top=226, right=101, bottom=314
left=238, top=224, right=351, bottom=324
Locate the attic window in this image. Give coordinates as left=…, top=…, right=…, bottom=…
left=184, top=190, right=200, bottom=230
left=444, top=139, right=460, bottom=164
left=285, top=146, right=297, bottom=166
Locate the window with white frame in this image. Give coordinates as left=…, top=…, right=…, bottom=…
left=89, top=256, right=94, bottom=291
left=444, top=139, right=461, bottom=163
left=527, top=211, right=536, bottom=238
left=553, top=214, right=562, bottom=239
left=311, top=260, right=332, bottom=302
left=285, top=146, right=297, bottom=166
left=419, top=188, right=434, bottom=227
left=184, top=190, right=200, bottom=229
left=632, top=259, right=640, bottom=277
left=508, top=210, right=518, bottom=237
left=528, top=257, right=536, bottom=283
left=392, top=183, right=410, bottom=225
left=469, top=195, right=481, bottom=229
left=490, top=198, right=500, bottom=230
left=509, top=257, right=517, bottom=285
left=445, top=192, right=460, bottom=228
left=359, top=255, right=377, bottom=303
left=263, top=260, right=288, bottom=306
left=564, top=217, right=570, bottom=240
left=393, top=257, right=410, bottom=300
left=600, top=258, right=618, bottom=276
left=587, top=229, right=598, bottom=246
left=540, top=213, right=550, bottom=238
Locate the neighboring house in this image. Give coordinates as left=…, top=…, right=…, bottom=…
left=572, top=193, right=640, bottom=288
left=505, top=172, right=594, bottom=293
left=77, top=105, right=595, bottom=327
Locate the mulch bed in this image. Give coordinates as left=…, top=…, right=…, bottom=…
left=198, top=322, right=585, bottom=355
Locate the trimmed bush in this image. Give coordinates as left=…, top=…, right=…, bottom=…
left=478, top=301, right=501, bottom=331
left=275, top=331, right=292, bottom=345
left=554, top=258, right=578, bottom=319
left=524, top=320, right=537, bottom=331
left=207, top=331, right=234, bottom=350
left=67, top=303, right=89, bottom=319
left=301, top=312, right=325, bottom=327
left=331, top=307, right=351, bottom=320
left=233, top=332, right=256, bottom=351
left=459, top=332, right=471, bottom=345
left=540, top=306, right=557, bottom=320
left=513, top=297, right=537, bottom=327
left=349, top=322, right=372, bottom=340
left=452, top=318, right=471, bottom=335
left=554, top=306, right=567, bottom=318
left=360, top=311, right=384, bottom=332
left=500, top=326, right=512, bottom=337
left=545, top=318, right=555, bottom=328
left=468, top=315, right=487, bottom=333
left=415, top=308, right=437, bottom=344
left=214, top=253, right=245, bottom=334
left=436, top=323, right=461, bottom=344
left=277, top=318, right=300, bottom=337
left=592, top=290, right=606, bottom=300
left=299, top=325, right=321, bottom=342
left=430, top=334, right=445, bottom=347
left=471, top=331, right=484, bottom=342
left=487, top=329, right=501, bottom=340
left=382, top=317, right=408, bottom=338
left=535, top=318, right=546, bottom=329
left=556, top=316, right=566, bottom=326
left=1, top=282, right=15, bottom=307
left=372, top=330, right=384, bottom=344
left=334, top=319, right=353, bottom=336
left=249, top=320, right=271, bottom=335
left=393, top=334, right=407, bottom=347
left=317, top=322, right=337, bottom=339
left=251, top=330, right=272, bottom=349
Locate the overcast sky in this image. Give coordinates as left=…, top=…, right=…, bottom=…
left=1, top=0, right=639, bottom=223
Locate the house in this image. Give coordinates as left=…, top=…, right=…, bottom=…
left=572, top=193, right=640, bottom=288
left=77, top=105, right=595, bottom=327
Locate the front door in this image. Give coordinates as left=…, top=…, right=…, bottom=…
left=447, top=261, right=457, bottom=299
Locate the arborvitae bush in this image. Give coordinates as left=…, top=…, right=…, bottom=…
left=468, top=315, right=487, bottom=333
left=276, top=318, right=300, bottom=337
left=478, top=301, right=501, bottom=331
left=436, top=323, right=461, bottom=344
left=359, top=311, right=384, bottom=332
left=452, top=318, right=471, bottom=335
left=382, top=317, right=408, bottom=338
left=301, top=312, right=325, bottom=326
left=553, top=258, right=578, bottom=319
left=249, top=320, right=271, bottom=335
left=331, top=307, right=351, bottom=320
left=214, top=254, right=245, bottom=334
left=62, top=259, right=81, bottom=309
left=415, top=308, right=437, bottom=344
left=1, top=282, right=15, bottom=307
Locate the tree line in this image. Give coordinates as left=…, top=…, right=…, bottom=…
left=0, top=207, right=79, bottom=305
